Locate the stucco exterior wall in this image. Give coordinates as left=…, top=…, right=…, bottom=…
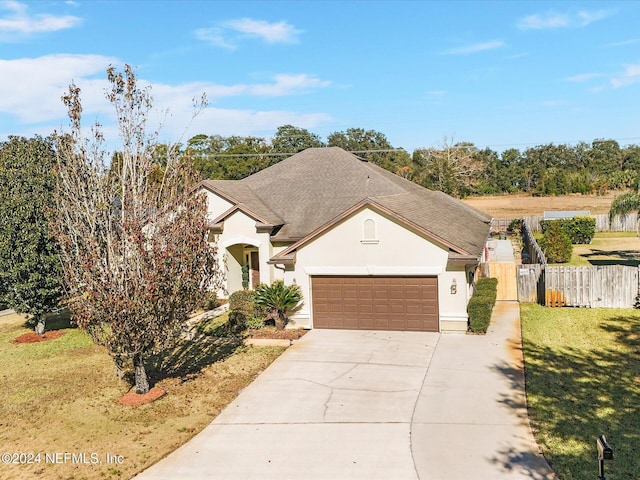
left=204, top=188, right=276, bottom=295
left=204, top=189, right=233, bottom=221
left=283, top=207, right=470, bottom=332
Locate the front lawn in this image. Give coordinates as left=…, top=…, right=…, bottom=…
left=521, top=304, right=640, bottom=480
left=0, top=311, right=285, bottom=480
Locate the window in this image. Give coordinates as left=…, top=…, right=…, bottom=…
left=361, top=218, right=379, bottom=244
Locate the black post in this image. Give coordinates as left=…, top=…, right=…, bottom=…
left=597, top=435, right=613, bottom=480
left=598, top=458, right=605, bottom=480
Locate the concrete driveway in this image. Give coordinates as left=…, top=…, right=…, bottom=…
left=135, top=302, right=556, bottom=480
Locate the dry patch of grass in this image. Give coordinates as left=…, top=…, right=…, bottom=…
left=462, top=192, right=618, bottom=218
left=0, top=312, right=285, bottom=480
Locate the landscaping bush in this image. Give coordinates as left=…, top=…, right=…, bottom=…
left=227, top=310, right=247, bottom=332
left=539, top=217, right=595, bottom=244
left=255, top=281, right=302, bottom=329
left=474, top=277, right=498, bottom=298
left=539, top=223, right=573, bottom=263
left=245, top=315, right=265, bottom=330
left=566, top=216, right=596, bottom=244
left=229, top=289, right=256, bottom=315
left=241, top=264, right=250, bottom=290
left=202, top=290, right=220, bottom=311
left=468, top=278, right=498, bottom=334
left=507, top=218, right=523, bottom=236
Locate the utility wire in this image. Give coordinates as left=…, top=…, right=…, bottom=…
left=201, top=149, right=405, bottom=158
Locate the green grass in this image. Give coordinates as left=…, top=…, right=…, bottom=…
left=521, top=304, right=640, bottom=480
left=196, top=310, right=230, bottom=335
left=0, top=311, right=285, bottom=480
left=533, top=231, right=640, bottom=266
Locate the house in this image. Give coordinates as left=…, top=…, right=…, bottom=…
left=201, top=147, right=491, bottom=333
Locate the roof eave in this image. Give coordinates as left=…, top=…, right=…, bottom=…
left=267, top=252, right=296, bottom=265
left=447, top=252, right=482, bottom=265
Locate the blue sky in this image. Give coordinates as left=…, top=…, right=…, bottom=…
left=1, top=0, right=639, bottom=153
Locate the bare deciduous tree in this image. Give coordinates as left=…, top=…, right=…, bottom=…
left=53, top=65, right=223, bottom=394
left=413, top=137, right=481, bottom=197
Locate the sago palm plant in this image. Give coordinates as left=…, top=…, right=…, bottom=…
left=255, top=280, right=302, bottom=329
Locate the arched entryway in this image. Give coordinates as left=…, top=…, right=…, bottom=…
left=223, top=237, right=262, bottom=293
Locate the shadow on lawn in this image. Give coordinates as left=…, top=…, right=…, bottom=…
left=147, top=335, right=243, bottom=384
left=22, top=309, right=76, bottom=331
left=581, top=249, right=640, bottom=267
left=516, top=315, right=640, bottom=480
left=488, top=342, right=559, bottom=480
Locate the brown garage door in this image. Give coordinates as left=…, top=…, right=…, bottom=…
left=312, top=276, right=439, bottom=332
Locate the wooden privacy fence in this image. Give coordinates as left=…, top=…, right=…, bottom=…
left=522, top=220, right=547, bottom=265
left=518, top=264, right=639, bottom=308
left=544, top=265, right=638, bottom=308
left=491, top=213, right=638, bottom=233
left=517, top=264, right=544, bottom=303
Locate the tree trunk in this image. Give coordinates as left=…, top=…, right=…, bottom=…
left=133, top=353, right=150, bottom=394
left=35, top=316, right=45, bottom=336
left=275, top=310, right=286, bottom=330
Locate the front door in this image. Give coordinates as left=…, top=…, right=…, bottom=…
left=250, top=251, right=260, bottom=288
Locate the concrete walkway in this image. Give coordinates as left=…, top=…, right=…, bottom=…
left=412, top=301, right=556, bottom=479
left=135, top=302, right=556, bottom=480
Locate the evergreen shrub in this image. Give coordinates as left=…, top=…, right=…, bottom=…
left=468, top=278, right=498, bottom=334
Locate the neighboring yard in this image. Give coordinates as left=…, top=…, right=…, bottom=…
left=521, top=304, right=640, bottom=480
left=530, top=231, right=640, bottom=266
left=462, top=192, right=618, bottom=218
left=0, top=311, right=285, bottom=480
left=570, top=231, right=640, bottom=266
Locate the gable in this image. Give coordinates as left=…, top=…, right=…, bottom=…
left=278, top=205, right=450, bottom=271
left=203, top=188, right=234, bottom=219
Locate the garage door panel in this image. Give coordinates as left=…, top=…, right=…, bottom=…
left=312, top=276, right=439, bottom=332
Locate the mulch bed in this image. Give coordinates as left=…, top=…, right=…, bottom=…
left=12, top=330, right=66, bottom=344
left=118, top=387, right=166, bottom=406
left=247, top=327, right=308, bottom=340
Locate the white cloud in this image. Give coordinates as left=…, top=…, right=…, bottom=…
left=517, top=9, right=613, bottom=30
left=577, top=9, right=610, bottom=26
left=194, top=27, right=236, bottom=50
left=224, top=18, right=301, bottom=43
left=0, top=0, right=81, bottom=37
left=0, top=54, right=118, bottom=123
left=611, top=64, right=640, bottom=88
left=196, top=18, right=301, bottom=49
left=248, top=74, right=331, bottom=96
left=151, top=74, right=330, bottom=105
left=517, top=12, right=569, bottom=30
left=161, top=107, right=331, bottom=144
left=441, top=40, right=504, bottom=55
left=604, top=38, right=639, bottom=48
left=503, top=52, right=529, bottom=60
left=0, top=55, right=332, bottom=146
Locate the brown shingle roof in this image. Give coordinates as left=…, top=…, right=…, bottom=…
left=201, top=179, right=283, bottom=225
left=201, top=147, right=491, bottom=256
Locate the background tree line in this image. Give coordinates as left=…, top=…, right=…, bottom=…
left=182, top=127, right=640, bottom=198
